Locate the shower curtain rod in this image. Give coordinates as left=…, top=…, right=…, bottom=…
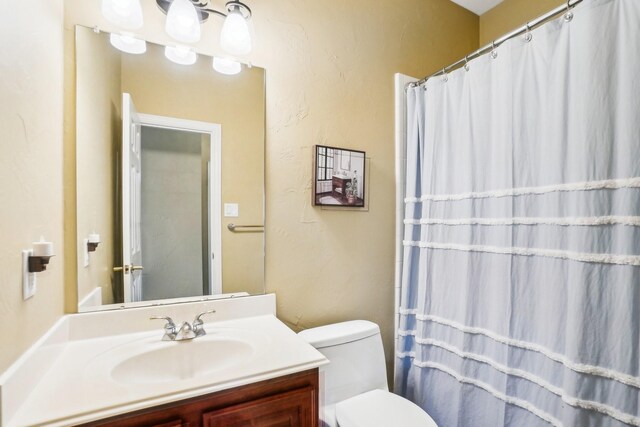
left=407, top=0, right=583, bottom=88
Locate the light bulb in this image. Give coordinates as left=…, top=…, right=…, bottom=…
left=212, top=57, right=241, bottom=75
left=165, top=0, right=201, bottom=43
left=220, top=9, right=252, bottom=55
left=165, top=46, right=197, bottom=65
left=110, top=33, right=147, bottom=54
left=101, top=0, right=143, bottom=30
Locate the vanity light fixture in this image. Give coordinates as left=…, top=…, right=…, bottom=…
left=165, top=45, right=198, bottom=65
left=109, top=33, right=147, bottom=54
left=219, top=2, right=252, bottom=55
left=156, top=0, right=253, bottom=56
left=101, top=0, right=253, bottom=69
left=101, top=0, right=144, bottom=30
left=101, top=0, right=146, bottom=54
left=212, top=56, right=241, bottom=75
left=164, top=0, right=202, bottom=43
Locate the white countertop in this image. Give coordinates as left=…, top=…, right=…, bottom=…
left=0, top=295, right=328, bottom=427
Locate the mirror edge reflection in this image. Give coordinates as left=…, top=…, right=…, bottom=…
left=77, top=291, right=252, bottom=313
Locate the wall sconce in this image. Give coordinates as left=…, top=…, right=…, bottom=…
left=82, top=233, right=101, bottom=268
left=22, top=237, right=55, bottom=300
left=28, top=238, right=54, bottom=272
left=87, top=233, right=101, bottom=252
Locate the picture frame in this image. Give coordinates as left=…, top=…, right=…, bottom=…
left=313, top=145, right=366, bottom=207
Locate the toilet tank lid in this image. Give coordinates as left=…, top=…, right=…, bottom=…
left=298, top=320, right=380, bottom=348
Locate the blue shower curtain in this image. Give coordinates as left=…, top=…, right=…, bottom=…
left=395, top=0, right=640, bottom=426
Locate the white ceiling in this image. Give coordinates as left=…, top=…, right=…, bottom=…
left=450, top=0, right=505, bottom=15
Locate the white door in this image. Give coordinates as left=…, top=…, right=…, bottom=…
left=121, top=93, right=143, bottom=302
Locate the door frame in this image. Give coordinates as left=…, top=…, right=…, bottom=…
left=138, top=113, right=223, bottom=296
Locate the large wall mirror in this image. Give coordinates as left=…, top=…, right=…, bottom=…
left=75, top=25, right=265, bottom=312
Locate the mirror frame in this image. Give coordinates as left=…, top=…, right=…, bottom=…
left=73, top=25, right=266, bottom=312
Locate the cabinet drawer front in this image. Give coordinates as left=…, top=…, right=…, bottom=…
left=203, top=387, right=315, bottom=427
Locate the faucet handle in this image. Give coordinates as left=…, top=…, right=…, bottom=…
left=193, top=309, right=216, bottom=337
left=150, top=316, right=176, bottom=337
left=194, top=309, right=216, bottom=324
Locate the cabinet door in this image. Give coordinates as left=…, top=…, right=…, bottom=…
left=153, top=421, right=190, bottom=427
left=96, top=418, right=189, bottom=427
left=202, top=387, right=315, bottom=427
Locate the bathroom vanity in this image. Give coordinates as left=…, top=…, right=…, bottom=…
left=82, top=369, right=318, bottom=426
left=0, top=295, right=327, bottom=427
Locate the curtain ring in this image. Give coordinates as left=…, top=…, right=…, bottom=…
left=464, top=55, right=470, bottom=71
left=491, top=41, right=498, bottom=59
left=564, top=0, right=574, bottom=21
left=523, top=22, right=532, bottom=42
left=442, top=68, right=448, bottom=82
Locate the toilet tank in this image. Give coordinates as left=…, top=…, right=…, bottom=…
left=299, top=320, right=388, bottom=406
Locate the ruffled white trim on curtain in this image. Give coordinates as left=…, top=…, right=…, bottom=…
left=402, top=241, right=640, bottom=266
left=400, top=359, right=564, bottom=427
left=404, top=176, right=640, bottom=203
left=403, top=216, right=640, bottom=227
left=397, top=343, right=640, bottom=427
left=399, top=311, right=640, bottom=389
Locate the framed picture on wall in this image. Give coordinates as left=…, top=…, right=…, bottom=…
left=313, top=145, right=366, bottom=207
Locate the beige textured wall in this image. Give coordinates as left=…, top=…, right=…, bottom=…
left=480, top=0, right=564, bottom=45
left=0, top=0, right=478, bottom=375
left=0, top=0, right=65, bottom=372
left=257, top=1, right=478, bottom=378
left=75, top=28, right=120, bottom=306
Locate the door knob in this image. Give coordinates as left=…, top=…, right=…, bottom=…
left=113, top=265, right=144, bottom=273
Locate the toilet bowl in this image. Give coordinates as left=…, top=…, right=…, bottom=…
left=299, top=320, right=437, bottom=427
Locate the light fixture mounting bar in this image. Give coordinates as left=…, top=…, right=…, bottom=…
left=156, top=0, right=252, bottom=22
left=156, top=0, right=215, bottom=22
left=225, top=1, right=251, bottom=19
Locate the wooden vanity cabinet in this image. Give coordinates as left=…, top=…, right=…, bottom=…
left=331, top=176, right=351, bottom=199
left=81, top=369, right=318, bottom=427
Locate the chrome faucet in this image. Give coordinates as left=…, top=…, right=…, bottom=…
left=150, top=309, right=216, bottom=341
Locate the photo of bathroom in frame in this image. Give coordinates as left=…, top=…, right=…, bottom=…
left=313, top=145, right=366, bottom=207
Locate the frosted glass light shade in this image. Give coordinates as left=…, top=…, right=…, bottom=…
left=212, top=57, right=241, bottom=75
left=110, top=33, right=147, bottom=54
left=220, top=10, right=252, bottom=55
left=101, top=0, right=143, bottom=30
left=165, top=46, right=197, bottom=65
left=165, top=0, right=201, bottom=43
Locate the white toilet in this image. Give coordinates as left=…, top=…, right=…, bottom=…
left=299, top=320, right=438, bottom=427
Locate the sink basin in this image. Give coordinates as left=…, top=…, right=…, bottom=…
left=110, top=337, right=254, bottom=385
left=84, top=329, right=263, bottom=387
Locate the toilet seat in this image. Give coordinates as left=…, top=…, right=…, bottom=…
left=335, top=389, right=438, bottom=427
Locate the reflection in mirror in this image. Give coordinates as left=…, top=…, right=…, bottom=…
left=75, top=25, right=265, bottom=312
